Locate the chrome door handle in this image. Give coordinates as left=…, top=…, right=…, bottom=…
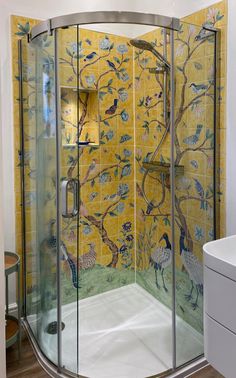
left=61, top=179, right=79, bottom=218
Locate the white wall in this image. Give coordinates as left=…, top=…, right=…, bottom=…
left=226, top=0, right=236, bottom=236
left=0, top=87, right=6, bottom=378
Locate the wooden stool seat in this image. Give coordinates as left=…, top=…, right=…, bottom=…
left=4, top=251, right=21, bottom=358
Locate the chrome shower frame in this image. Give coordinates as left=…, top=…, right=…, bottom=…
left=19, top=11, right=220, bottom=378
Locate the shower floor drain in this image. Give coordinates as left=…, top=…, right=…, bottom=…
left=46, top=321, right=65, bottom=335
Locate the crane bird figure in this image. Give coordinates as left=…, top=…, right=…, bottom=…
left=179, top=227, right=203, bottom=310
left=150, top=233, right=172, bottom=292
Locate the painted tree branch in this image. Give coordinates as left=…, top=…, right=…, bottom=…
left=102, top=198, right=121, bottom=220
left=84, top=214, right=119, bottom=267
left=176, top=137, right=213, bottom=165
left=80, top=164, right=120, bottom=187
left=78, top=92, right=89, bottom=138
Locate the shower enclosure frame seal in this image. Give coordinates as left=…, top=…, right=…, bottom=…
left=54, top=28, right=63, bottom=373
left=19, top=11, right=219, bottom=378
left=18, top=38, right=27, bottom=318
left=170, top=28, right=176, bottom=370
left=29, top=11, right=180, bottom=40
left=205, top=25, right=221, bottom=241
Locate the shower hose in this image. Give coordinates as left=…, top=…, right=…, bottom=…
left=141, top=126, right=169, bottom=215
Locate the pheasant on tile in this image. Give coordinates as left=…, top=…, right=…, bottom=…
left=61, top=242, right=97, bottom=288
left=78, top=243, right=96, bottom=271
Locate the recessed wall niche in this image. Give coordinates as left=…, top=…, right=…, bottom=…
left=60, top=86, right=99, bottom=147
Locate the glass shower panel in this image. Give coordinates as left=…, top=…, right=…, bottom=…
left=174, top=22, right=216, bottom=366
left=75, top=23, right=174, bottom=377
left=31, top=32, right=58, bottom=364
left=20, top=37, right=38, bottom=333
left=57, top=26, right=79, bottom=374
left=135, top=28, right=172, bottom=293
left=77, top=23, right=136, bottom=299
left=77, top=23, right=137, bottom=377
left=134, top=27, right=174, bottom=372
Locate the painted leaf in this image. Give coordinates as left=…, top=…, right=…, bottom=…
left=120, top=134, right=132, bottom=143
left=163, top=217, right=170, bottom=226
left=66, top=48, right=74, bottom=58
left=216, top=12, right=224, bottom=21
left=194, top=62, right=203, bottom=70
left=114, top=57, right=121, bottom=64
left=99, top=91, right=107, bottom=100
left=16, top=22, right=30, bottom=36
left=121, top=164, right=131, bottom=178
left=94, top=212, right=102, bottom=217
left=177, top=66, right=184, bottom=72
left=99, top=172, right=111, bottom=183
left=109, top=211, right=117, bottom=217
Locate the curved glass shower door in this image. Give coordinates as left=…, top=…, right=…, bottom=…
left=20, top=28, right=81, bottom=371
left=20, top=31, right=61, bottom=364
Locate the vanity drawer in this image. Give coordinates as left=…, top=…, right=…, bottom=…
left=205, top=314, right=236, bottom=378
left=204, top=265, right=236, bottom=332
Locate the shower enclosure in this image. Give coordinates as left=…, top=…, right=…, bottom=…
left=19, top=11, right=219, bottom=378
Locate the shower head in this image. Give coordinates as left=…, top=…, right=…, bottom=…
left=130, top=39, right=170, bottom=70
left=130, top=39, right=154, bottom=51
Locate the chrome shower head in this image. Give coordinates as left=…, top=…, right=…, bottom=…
left=130, top=39, right=154, bottom=51
left=130, top=38, right=170, bottom=70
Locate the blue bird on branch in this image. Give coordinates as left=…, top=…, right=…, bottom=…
left=105, top=99, right=118, bottom=115
left=194, top=178, right=205, bottom=210
left=84, top=51, right=97, bottom=62
left=106, top=59, right=117, bottom=71
left=190, top=83, right=208, bottom=94
left=195, top=22, right=215, bottom=42
left=183, top=124, right=203, bottom=145
left=195, top=28, right=208, bottom=41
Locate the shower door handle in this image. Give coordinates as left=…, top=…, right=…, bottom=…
left=61, top=179, right=79, bottom=218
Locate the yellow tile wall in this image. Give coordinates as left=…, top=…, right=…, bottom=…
left=12, top=1, right=227, bottom=301
left=135, top=1, right=227, bottom=273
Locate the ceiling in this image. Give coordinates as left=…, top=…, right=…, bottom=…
left=2, top=0, right=221, bottom=37
left=2, top=0, right=220, bottom=19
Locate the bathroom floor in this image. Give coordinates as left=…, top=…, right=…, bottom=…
left=34, top=284, right=203, bottom=377
left=6, top=336, right=224, bottom=378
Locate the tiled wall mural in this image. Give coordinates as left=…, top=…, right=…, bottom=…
left=11, top=0, right=227, bottom=331
left=58, top=27, right=136, bottom=301
left=135, top=1, right=227, bottom=333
